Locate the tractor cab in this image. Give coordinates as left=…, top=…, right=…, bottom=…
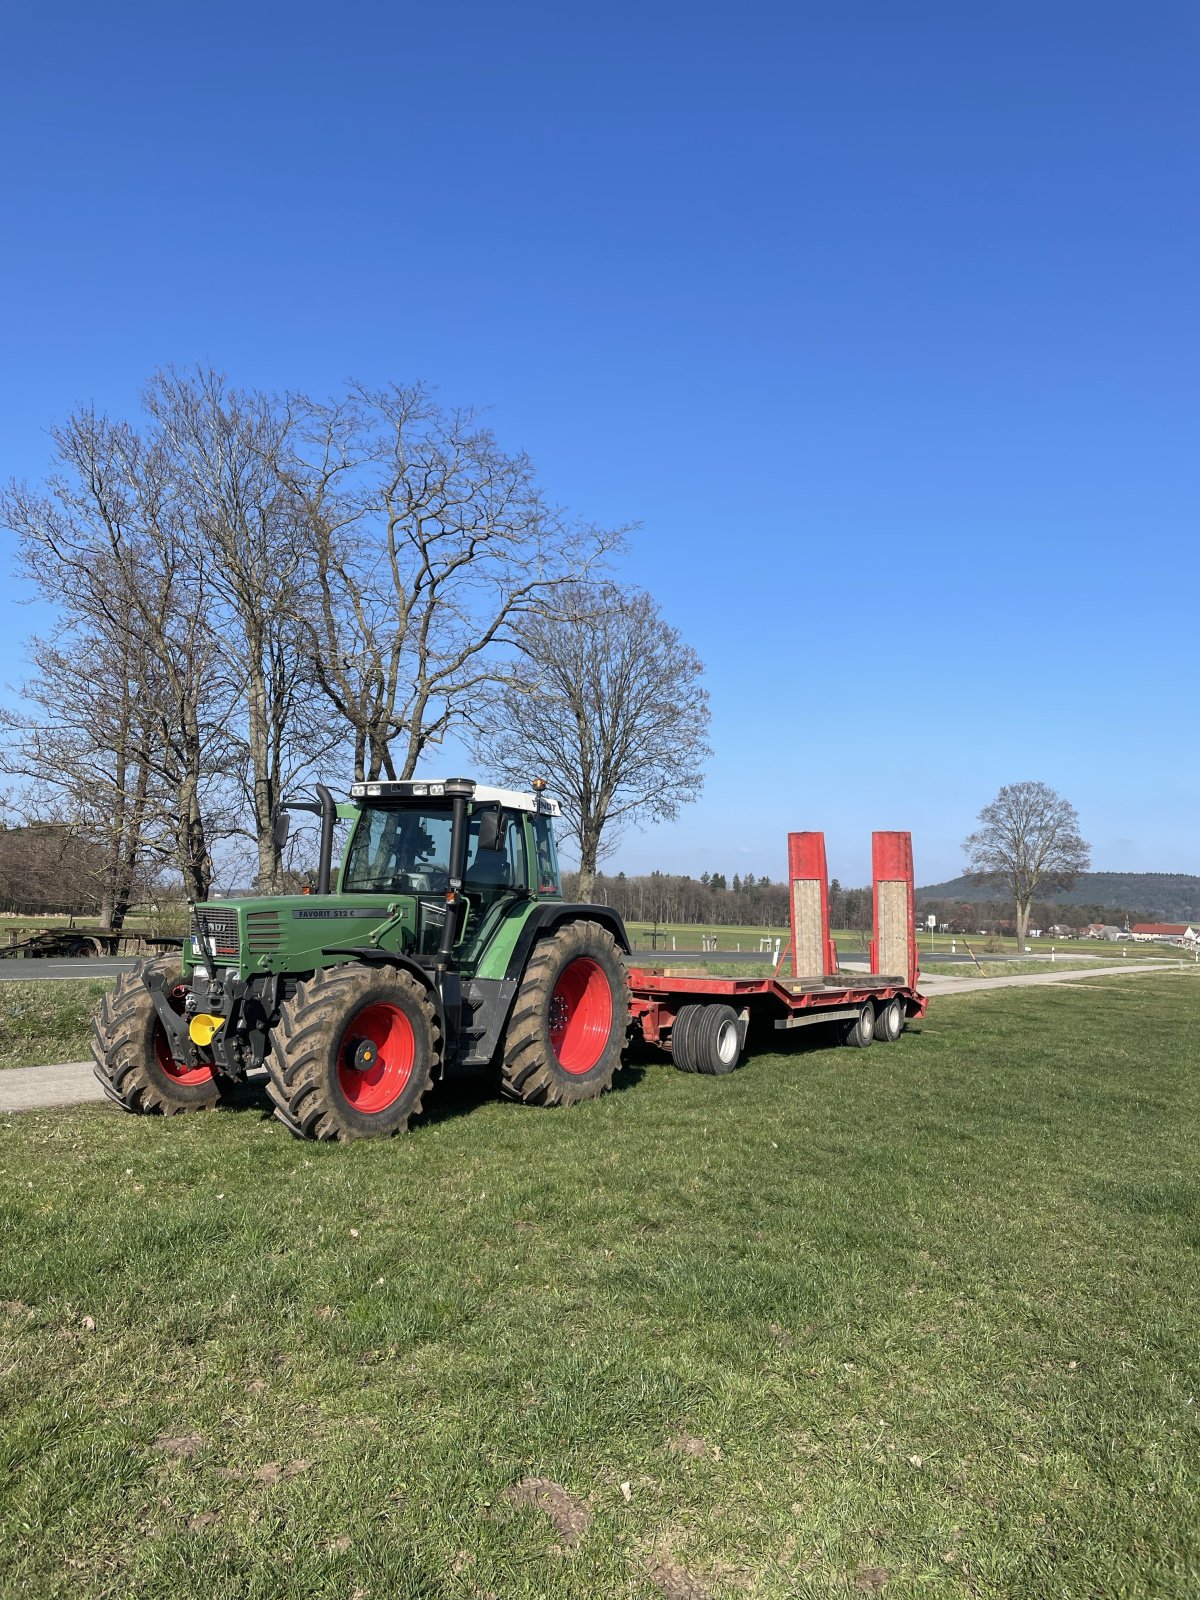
left=339, top=779, right=564, bottom=962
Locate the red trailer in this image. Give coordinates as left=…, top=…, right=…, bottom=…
left=625, top=830, right=926, bottom=1074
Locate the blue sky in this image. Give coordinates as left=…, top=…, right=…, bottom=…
left=1, top=1, right=1196, bottom=886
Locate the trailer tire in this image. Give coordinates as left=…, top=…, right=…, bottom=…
left=266, top=964, right=439, bottom=1141
left=873, top=997, right=904, bottom=1042
left=670, top=1004, right=704, bottom=1073
left=843, top=1001, right=875, bottom=1049
left=92, top=957, right=223, bottom=1115
left=693, top=1004, right=744, bottom=1075
left=501, top=920, right=626, bottom=1107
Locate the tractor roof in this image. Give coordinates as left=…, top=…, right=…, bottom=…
left=348, top=779, right=561, bottom=817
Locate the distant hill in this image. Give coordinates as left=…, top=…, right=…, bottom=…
left=916, top=872, right=1200, bottom=921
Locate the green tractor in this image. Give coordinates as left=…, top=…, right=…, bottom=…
left=92, top=779, right=631, bottom=1140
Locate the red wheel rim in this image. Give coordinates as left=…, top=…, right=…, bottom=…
left=338, top=1002, right=415, bottom=1113
left=154, top=986, right=214, bottom=1086
left=154, top=1025, right=215, bottom=1085
left=548, top=957, right=613, bottom=1075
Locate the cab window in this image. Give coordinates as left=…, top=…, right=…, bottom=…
left=465, top=807, right=526, bottom=894
left=532, top=816, right=562, bottom=897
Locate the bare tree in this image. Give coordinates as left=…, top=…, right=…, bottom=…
left=3, top=407, right=239, bottom=911
left=146, top=370, right=344, bottom=890
left=473, top=584, right=711, bottom=900
left=964, top=781, right=1090, bottom=948
left=285, top=384, right=624, bottom=782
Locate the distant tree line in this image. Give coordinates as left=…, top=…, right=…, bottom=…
left=917, top=896, right=1152, bottom=935
left=560, top=868, right=876, bottom=933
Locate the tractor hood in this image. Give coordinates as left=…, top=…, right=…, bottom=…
left=186, top=895, right=408, bottom=979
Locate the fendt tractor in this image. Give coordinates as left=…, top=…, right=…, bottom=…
left=93, top=778, right=631, bottom=1140
left=92, top=777, right=926, bottom=1141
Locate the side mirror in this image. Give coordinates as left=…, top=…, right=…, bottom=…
left=272, top=811, right=292, bottom=851
left=476, top=807, right=504, bottom=853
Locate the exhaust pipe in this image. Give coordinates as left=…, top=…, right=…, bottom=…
left=315, top=783, right=335, bottom=895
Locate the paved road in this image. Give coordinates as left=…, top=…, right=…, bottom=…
left=0, top=957, right=139, bottom=981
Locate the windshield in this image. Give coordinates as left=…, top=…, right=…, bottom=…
left=341, top=804, right=529, bottom=897
left=343, top=806, right=454, bottom=894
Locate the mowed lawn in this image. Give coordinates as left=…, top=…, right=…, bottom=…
left=0, top=980, right=114, bottom=1070
left=1, top=976, right=1198, bottom=1599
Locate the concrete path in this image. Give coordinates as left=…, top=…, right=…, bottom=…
left=918, top=959, right=1190, bottom=997
left=0, top=1060, right=106, bottom=1111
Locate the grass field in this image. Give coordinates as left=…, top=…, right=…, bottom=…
left=1, top=971, right=1198, bottom=1598
left=0, top=980, right=113, bottom=1069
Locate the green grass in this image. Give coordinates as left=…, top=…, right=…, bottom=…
left=919, top=958, right=1112, bottom=979
left=0, top=980, right=114, bottom=1069
left=1, top=973, right=1199, bottom=1598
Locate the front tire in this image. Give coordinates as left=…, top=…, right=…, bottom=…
left=501, top=921, right=626, bottom=1107
left=266, top=964, right=440, bottom=1141
left=672, top=1003, right=743, bottom=1075
left=92, top=957, right=222, bottom=1115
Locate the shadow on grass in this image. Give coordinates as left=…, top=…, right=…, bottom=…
left=212, top=1057, right=652, bottom=1132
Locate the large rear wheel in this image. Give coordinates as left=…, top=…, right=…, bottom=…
left=92, top=957, right=222, bottom=1115
left=501, top=921, right=626, bottom=1107
left=266, top=964, right=440, bottom=1141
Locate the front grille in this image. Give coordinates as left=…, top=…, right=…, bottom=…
left=190, top=907, right=240, bottom=959
left=245, top=908, right=283, bottom=955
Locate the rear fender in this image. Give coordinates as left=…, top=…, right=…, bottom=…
left=502, top=904, right=631, bottom=984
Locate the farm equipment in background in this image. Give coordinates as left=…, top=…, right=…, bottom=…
left=0, top=925, right=180, bottom=960
left=91, top=776, right=924, bottom=1140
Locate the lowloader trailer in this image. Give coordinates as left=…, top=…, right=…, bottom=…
left=626, top=831, right=926, bottom=1071
left=91, top=778, right=924, bottom=1139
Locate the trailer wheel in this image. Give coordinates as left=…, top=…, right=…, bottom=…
left=843, top=1001, right=875, bottom=1049
left=92, top=957, right=223, bottom=1115
left=693, top=1004, right=743, bottom=1075
left=266, top=964, right=440, bottom=1141
left=501, top=920, right=626, bottom=1107
left=873, top=997, right=904, bottom=1042
left=670, top=1004, right=704, bottom=1072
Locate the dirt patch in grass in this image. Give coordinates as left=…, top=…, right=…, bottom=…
left=153, top=1431, right=207, bottom=1459
left=505, top=1477, right=591, bottom=1547
left=646, top=1557, right=714, bottom=1599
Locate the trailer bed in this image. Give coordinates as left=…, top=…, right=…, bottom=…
left=626, top=965, right=926, bottom=1050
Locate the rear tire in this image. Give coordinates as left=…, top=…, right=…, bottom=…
left=843, top=1001, right=875, bottom=1049
left=92, top=957, right=222, bottom=1115
left=266, top=964, right=440, bottom=1141
left=501, top=920, right=626, bottom=1106
left=873, top=997, right=904, bottom=1042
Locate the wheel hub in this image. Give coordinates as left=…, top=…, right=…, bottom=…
left=349, top=1037, right=378, bottom=1073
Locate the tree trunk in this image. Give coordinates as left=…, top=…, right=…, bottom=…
left=1016, top=899, right=1032, bottom=949
left=576, top=823, right=602, bottom=902
left=245, top=656, right=281, bottom=894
